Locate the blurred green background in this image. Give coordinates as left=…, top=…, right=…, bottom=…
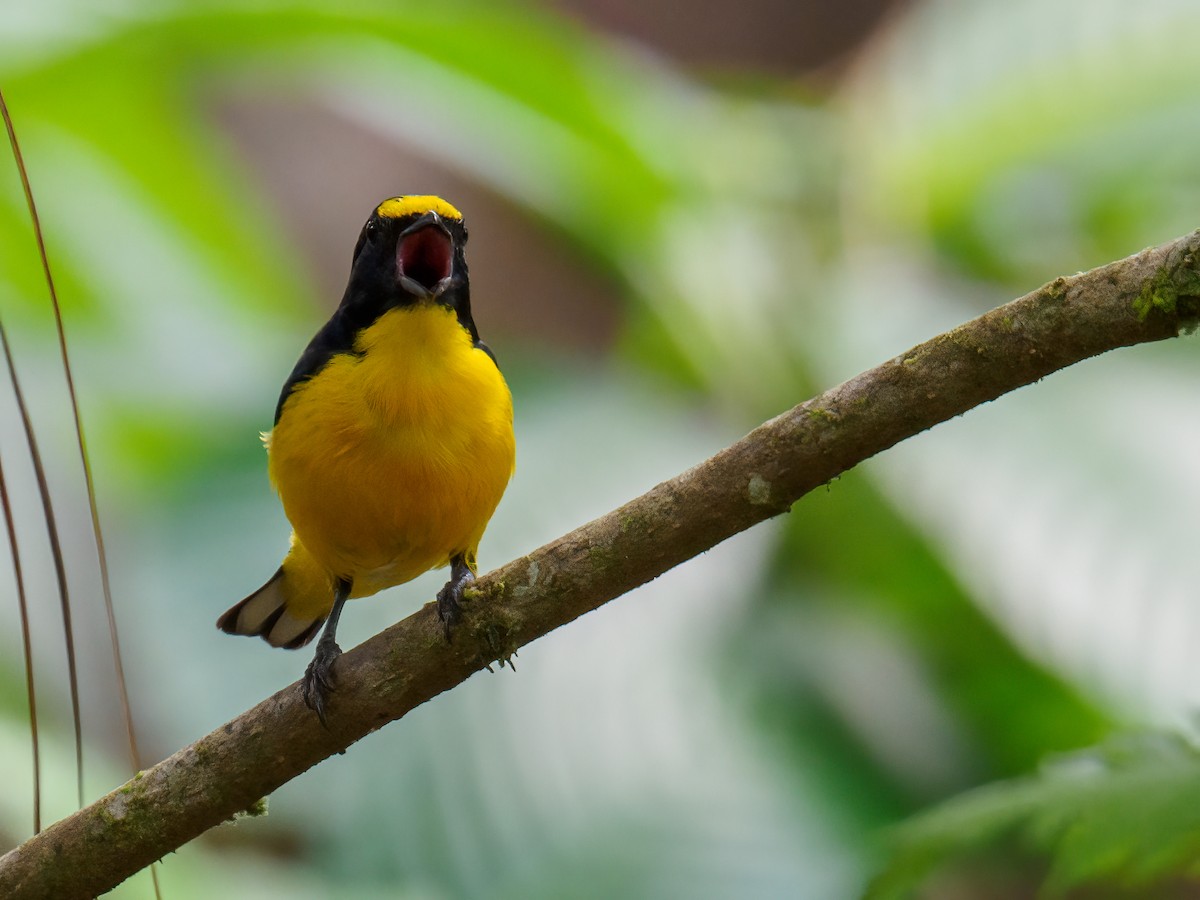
left=3, top=0, right=1200, bottom=896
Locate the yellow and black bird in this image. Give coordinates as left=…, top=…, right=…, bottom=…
left=217, top=196, right=515, bottom=722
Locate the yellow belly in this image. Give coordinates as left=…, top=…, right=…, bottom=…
left=267, top=304, right=514, bottom=601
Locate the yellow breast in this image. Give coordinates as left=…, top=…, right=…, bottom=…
left=266, top=304, right=515, bottom=596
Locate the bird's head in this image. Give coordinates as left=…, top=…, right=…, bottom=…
left=345, top=195, right=471, bottom=317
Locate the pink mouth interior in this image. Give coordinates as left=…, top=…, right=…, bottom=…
left=397, top=227, right=452, bottom=291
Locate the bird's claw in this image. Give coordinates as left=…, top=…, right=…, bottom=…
left=302, top=639, right=341, bottom=727
left=436, top=570, right=475, bottom=641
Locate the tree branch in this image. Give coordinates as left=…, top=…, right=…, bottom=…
left=4, top=231, right=1200, bottom=899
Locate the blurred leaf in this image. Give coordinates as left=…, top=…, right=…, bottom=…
left=845, top=0, right=1200, bottom=287
left=868, top=731, right=1200, bottom=898
left=776, top=470, right=1109, bottom=781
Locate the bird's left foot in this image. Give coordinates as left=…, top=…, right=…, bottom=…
left=437, top=567, right=475, bottom=641
left=302, top=638, right=341, bottom=727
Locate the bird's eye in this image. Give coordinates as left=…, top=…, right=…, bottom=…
left=365, top=220, right=378, bottom=239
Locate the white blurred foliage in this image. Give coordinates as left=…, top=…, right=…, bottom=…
left=820, top=244, right=1200, bottom=731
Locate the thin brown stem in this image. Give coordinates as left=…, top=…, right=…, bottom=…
left=0, top=436, right=41, bottom=833
left=0, top=323, right=84, bottom=811
left=1, top=85, right=160, bottom=899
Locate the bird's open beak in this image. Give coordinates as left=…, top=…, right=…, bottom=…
left=396, top=211, right=454, bottom=299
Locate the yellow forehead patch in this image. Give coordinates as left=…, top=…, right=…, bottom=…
left=376, top=195, right=462, bottom=221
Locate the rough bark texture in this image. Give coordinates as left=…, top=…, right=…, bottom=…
left=3, top=231, right=1200, bottom=899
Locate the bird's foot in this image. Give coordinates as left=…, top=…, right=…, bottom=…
left=437, top=568, right=475, bottom=641
left=302, top=638, right=342, bottom=727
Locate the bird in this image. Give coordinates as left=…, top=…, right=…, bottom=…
left=217, top=195, right=515, bottom=724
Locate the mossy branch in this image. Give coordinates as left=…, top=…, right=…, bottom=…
left=3, top=231, right=1200, bottom=899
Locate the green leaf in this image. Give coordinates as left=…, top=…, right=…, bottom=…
left=868, top=731, right=1200, bottom=898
